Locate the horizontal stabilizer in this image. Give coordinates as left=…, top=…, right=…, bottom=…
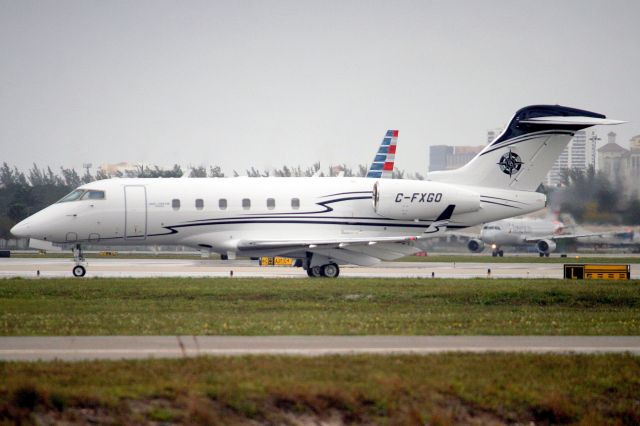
left=519, top=116, right=626, bottom=126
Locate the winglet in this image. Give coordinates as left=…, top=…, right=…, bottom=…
left=423, top=205, right=455, bottom=235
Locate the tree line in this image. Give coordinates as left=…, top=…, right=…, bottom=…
left=548, top=165, right=640, bottom=225
left=1, top=161, right=637, bottom=239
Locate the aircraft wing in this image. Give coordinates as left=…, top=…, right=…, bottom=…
left=236, top=205, right=455, bottom=266
left=237, top=237, right=426, bottom=266
left=524, top=231, right=612, bottom=243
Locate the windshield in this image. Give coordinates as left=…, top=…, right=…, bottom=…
left=57, top=189, right=106, bottom=203
left=81, top=190, right=105, bottom=200
left=57, top=189, right=86, bottom=203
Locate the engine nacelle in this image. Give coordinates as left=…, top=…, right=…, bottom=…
left=467, top=239, right=485, bottom=253
left=536, top=239, right=556, bottom=254
left=373, top=180, right=481, bottom=220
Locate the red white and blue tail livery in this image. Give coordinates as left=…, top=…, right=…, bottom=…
left=366, top=130, right=398, bottom=178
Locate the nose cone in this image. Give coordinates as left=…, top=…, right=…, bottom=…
left=10, top=220, right=30, bottom=238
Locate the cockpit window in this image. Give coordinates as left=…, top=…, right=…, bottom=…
left=57, top=189, right=86, bottom=203
left=58, top=189, right=106, bottom=203
left=82, top=190, right=106, bottom=200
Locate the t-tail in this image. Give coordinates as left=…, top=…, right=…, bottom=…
left=366, top=130, right=398, bottom=178
left=428, top=105, right=625, bottom=191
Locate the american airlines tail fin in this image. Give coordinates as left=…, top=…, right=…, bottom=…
left=428, top=105, right=624, bottom=191
left=366, top=130, right=398, bottom=178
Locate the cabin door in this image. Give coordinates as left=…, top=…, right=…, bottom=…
left=124, top=186, right=147, bottom=240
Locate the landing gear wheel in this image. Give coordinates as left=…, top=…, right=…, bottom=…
left=321, top=263, right=340, bottom=278
left=72, top=265, right=86, bottom=277
left=492, top=252, right=498, bottom=257
left=545, top=253, right=550, bottom=258
left=498, top=250, right=504, bottom=257
left=310, top=265, right=323, bottom=278
left=539, top=253, right=544, bottom=257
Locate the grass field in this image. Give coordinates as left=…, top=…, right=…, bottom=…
left=1, top=277, right=638, bottom=335
left=1, top=353, right=638, bottom=424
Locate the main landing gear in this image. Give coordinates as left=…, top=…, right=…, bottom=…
left=306, top=263, right=340, bottom=278
left=72, top=244, right=87, bottom=277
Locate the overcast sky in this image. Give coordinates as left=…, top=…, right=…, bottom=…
left=1, top=0, right=639, bottom=175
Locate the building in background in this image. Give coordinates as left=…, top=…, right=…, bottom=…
left=428, top=145, right=484, bottom=172
left=597, top=133, right=630, bottom=188
left=545, top=130, right=600, bottom=186
left=628, top=135, right=640, bottom=184
left=428, top=145, right=453, bottom=172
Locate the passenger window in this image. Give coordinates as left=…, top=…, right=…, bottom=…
left=242, top=198, right=251, bottom=210
left=195, top=199, right=204, bottom=210
left=267, top=198, right=275, bottom=210
left=291, top=198, right=300, bottom=210
left=172, top=199, right=180, bottom=210
left=219, top=198, right=227, bottom=210
left=81, top=190, right=105, bottom=200
left=57, top=189, right=85, bottom=203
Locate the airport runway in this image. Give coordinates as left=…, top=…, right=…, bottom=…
left=1, top=257, right=638, bottom=279
left=1, top=336, right=639, bottom=361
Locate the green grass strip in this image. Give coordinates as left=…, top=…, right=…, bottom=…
left=1, top=353, right=638, bottom=424
left=1, top=277, right=638, bottom=335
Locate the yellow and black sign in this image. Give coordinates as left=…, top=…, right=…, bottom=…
left=99, top=251, right=118, bottom=257
left=259, top=256, right=294, bottom=267
left=564, top=264, right=630, bottom=280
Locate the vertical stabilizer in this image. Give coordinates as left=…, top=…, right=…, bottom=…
left=367, top=130, right=398, bottom=178
left=428, top=105, right=624, bottom=191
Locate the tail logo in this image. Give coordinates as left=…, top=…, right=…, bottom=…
left=497, top=150, right=524, bottom=176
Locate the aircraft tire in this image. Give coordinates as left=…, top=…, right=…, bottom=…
left=310, top=265, right=323, bottom=278
left=321, top=263, right=340, bottom=278
left=72, top=265, right=86, bottom=277
left=492, top=252, right=497, bottom=257
left=498, top=250, right=504, bottom=257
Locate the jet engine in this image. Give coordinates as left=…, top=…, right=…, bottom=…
left=467, top=239, right=485, bottom=253
left=373, top=180, right=481, bottom=220
left=536, top=239, right=556, bottom=255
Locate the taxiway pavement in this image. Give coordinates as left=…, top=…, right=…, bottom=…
left=1, top=336, right=639, bottom=361
left=1, top=258, right=638, bottom=279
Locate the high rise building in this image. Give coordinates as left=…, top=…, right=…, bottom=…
left=428, top=145, right=484, bottom=172
left=428, top=145, right=453, bottom=172
left=546, top=130, right=591, bottom=186
left=628, top=135, right=640, bottom=182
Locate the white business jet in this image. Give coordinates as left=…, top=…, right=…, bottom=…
left=11, top=105, right=624, bottom=277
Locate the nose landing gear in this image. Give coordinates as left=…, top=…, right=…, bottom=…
left=72, top=244, right=87, bottom=277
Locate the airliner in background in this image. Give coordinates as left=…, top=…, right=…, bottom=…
left=11, top=105, right=624, bottom=277
left=466, top=216, right=613, bottom=257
